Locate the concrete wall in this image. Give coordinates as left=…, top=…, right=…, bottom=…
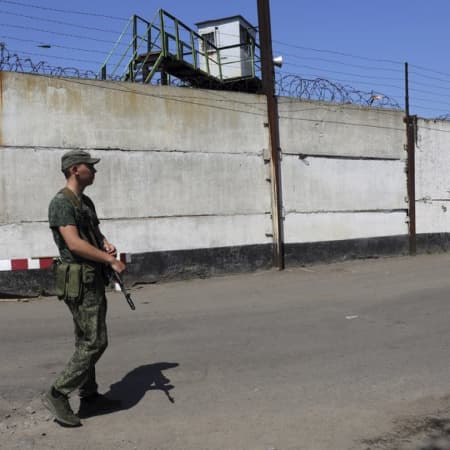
left=277, top=99, right=408, bottom=261
left=1, top=71, right=443, bottom=294
left=0, top=72, right=272, bottom=267
left=415, top=118, right=450, bottom=243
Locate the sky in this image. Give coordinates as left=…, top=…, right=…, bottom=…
left=1, top=0, right=450, bottom=118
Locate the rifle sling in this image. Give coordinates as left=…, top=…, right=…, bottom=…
left=60, top=187, right=103, bottom=250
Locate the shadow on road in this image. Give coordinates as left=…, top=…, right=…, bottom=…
left=78, top=362, right=179, bottom=418
left=361, top=416, right=450, bottom=450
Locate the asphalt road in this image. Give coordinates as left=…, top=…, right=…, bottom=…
left=2, top=253, right=450, bottom=450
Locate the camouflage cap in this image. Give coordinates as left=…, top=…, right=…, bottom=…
left=61, top=150, right=100, bottom=171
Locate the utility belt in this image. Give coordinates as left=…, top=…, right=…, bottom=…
left=54, top=260, right=104, bottom=301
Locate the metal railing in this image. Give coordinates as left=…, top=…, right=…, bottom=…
left=99, top=9, right=261, bottom=86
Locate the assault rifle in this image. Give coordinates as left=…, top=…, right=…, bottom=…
left=110, top=269, right=136, bottom=311
left=90, top=224, right=136, bottom=311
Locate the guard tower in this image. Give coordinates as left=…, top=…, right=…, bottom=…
left=100, top=9, right=261, bottom=93
left=196, top=15, right=257, bottom=80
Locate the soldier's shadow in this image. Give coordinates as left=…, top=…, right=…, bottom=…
left=78, top=362, right=179, bottom=418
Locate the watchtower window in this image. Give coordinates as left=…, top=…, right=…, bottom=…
left=201, top=32, right=216, bottom=53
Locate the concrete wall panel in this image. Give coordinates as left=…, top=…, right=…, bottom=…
left=416, top=119, right=450, bottom=234
left=0, top=214, right=272, bottom=259
left=0, top=223, right=51, bottom=260
left=101, top=214, right=272, bottom=254
left=416, top=203, right=450, bottom=234
left=284, top=212, right=407, bottom=243
left=93, top=149, right=271, bottom=218
left=0, top=147, right=270, bottom=222
left=416, top=119, right=450, bottom=200
left=282, top=155, right=407, bottom=212
left=0, top=72, right=267, bottom=154
left=278, top=98, right=405, bottom=159
left=0, top=148, right=60, bottom=223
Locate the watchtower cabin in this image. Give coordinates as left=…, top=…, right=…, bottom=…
left=196, top=15, right=257, bottom=80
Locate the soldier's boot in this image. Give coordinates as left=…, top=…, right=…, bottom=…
left=42, top=388, right=82, bottom=427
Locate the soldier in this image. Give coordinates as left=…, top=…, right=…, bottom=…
left=42, top=150, right=126, bottom=427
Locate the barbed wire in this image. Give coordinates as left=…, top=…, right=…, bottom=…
left=0, top=43, right=404, bottom=111
left=275, top=74, right=401, bottom=109
left=0, top=42, right=100, bottom=78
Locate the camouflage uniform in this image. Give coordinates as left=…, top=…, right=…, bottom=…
left=48, top=190, right=108, bottom=398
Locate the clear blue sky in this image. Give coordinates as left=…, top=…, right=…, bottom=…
left=1, top=0, right=449, bottom=118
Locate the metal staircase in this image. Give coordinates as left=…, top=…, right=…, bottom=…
left=99, top=9, right=262, bottom=93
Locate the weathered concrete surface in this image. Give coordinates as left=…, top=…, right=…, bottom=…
left=278, top=99, right=408, bottom=246
left=2, top=254, right=450, bottom=450
left=0, top=72, right=272, bottom=260
left=282, top=154, right=408, bottom=243
left=0, top=72, right=411, bottom=276
left=0, top=72, right=267, bottom=152
left=0, top=146, right=272, bottom=258
left=278, top=98, right=405, bottom=159
left=4, top=72, right=450, bottom=293
left=284, top=212, right=407, bottom=243
left=283, top=156, right=406, bottom=212
left=416, top=118, right=450, bottom=235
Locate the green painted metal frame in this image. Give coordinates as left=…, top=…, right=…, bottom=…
left=99, top=15, right=133, bottom=79
left=99, top=9, right=260, bottom=86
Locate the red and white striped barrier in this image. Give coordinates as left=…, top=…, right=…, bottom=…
left=0, top=257, right=54, bottom=271
left=0, top=253, right=131, bottom=272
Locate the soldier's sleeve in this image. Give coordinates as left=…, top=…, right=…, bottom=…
left=48, top=194, right=77, bottom=228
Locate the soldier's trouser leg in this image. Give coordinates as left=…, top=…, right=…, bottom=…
left=79, top=365, right=97, bottom=398
left=53, top=282, right=108, bottom=397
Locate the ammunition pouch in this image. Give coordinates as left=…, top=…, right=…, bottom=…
left=55, top=262, right=83, bottom=301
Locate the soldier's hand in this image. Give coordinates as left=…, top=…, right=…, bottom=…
left=103, top=240, right=117, bottom=257
left=110, top=259, right=126, bottom=274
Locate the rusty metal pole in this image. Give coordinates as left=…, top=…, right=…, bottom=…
left=404, top=62, right=417, bottom=255
left=257, top=0, right=284, bottom=269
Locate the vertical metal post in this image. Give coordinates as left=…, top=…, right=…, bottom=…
left=175, top=19, right=181, bottom=59
left=257, top=0, right=284, bottom=269
left=204, top=38, right=211, bottom=76
left=160, top=10, right=167, bottom=55
left=100, top=64, right=106, bottom=80
left=133, top=15, right=138, bottom=57
left=250, top=36, right=256, bottom=78
left=147, top=22, right=152, bottom=53
left=217, top=47, right=223, bottom=81
left=404, top=62, right=416, bottom=255
left=190, top=31, right=197, bottom=69
left=128, top=15, right=138, bottom=82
